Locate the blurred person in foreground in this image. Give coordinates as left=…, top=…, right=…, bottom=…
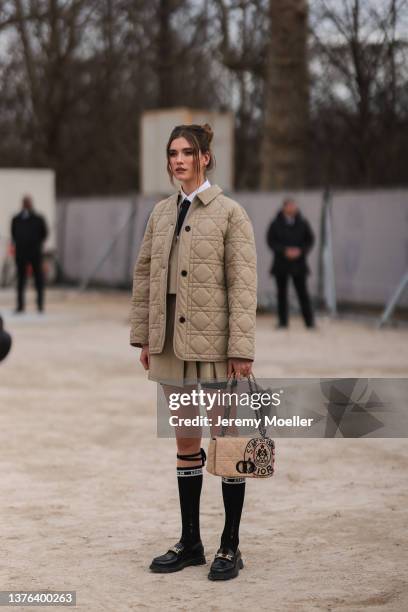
left=267, top=197, right=315, bottom=328
left=11, top=196, right=48, bottom=314
left=0, top=316, right=12, bottom=362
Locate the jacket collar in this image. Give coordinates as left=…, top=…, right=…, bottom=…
left=180, top=178, right=211, bottom=204
left=196, top=184, right=223, bottom=205
left=174, top=183, right=222, bottom=206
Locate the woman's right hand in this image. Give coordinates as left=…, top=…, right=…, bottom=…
left=140, top=344, right=150, bottom=370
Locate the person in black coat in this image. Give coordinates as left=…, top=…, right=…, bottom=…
left=11, top=196, right=48, bottom=313
left=266, top=198, right=315, bottom=328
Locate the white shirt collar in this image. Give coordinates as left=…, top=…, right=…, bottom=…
left=180, top=178, right=211, bottom=205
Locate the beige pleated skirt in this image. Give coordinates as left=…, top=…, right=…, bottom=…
left=148, top=294, right=228, bottom=388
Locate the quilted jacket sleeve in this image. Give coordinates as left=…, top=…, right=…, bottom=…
left=130, top=212, right=154, bottom=348
left=224, top=204, right=257, bottom=360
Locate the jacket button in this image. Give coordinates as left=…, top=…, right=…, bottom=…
left=181, top=270, right=187, bottom=276
left=179, top=316, right=186, bottom=323
left=185, top=225, right=191, bottom=232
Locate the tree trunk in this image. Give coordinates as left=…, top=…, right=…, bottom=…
left=261, top=0, right=309, bottom=189
left=157, top=0, right=175, bottom=107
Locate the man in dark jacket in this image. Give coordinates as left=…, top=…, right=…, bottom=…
left=267, top=198, right=315, bottom=328
left=11, top=196, right=48, bottom=313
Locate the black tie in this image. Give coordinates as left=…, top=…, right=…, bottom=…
left=177, top=198, right=191, bottom=236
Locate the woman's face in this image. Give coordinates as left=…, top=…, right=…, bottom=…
left=168, top=136, right=210, bottom=186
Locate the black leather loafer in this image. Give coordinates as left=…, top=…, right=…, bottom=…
left=208, top=547, right=244, bottom=581
left=149, top=541, right=206, bottom=573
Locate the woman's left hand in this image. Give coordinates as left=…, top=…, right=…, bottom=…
left=227, top=358, right=253, bottom=380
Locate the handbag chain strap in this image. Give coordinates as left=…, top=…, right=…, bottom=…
left=220, top=372, right=267, bottom=438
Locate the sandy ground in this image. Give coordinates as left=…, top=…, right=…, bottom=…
left=0, top=288, right=407, bottom=612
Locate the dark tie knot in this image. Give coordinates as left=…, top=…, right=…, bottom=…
left=176, top=198, right=191, bottom=236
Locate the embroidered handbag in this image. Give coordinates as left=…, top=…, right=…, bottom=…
left=206, top=374, right=275, bottom=479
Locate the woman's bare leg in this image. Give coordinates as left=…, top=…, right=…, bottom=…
left=161, top=383, right=203, bottom=466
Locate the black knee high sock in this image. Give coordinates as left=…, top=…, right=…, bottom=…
left=220, top=477, right=246, bottom=552
left=177, top=465, right=203, bottom=546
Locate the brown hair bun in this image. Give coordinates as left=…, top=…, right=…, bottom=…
left=201, top=123, right=213, bottom=144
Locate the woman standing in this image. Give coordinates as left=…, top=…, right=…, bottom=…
left=130, top=123, right=257, bottom=580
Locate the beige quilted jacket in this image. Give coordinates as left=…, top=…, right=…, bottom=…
left=130, top=184, right=257, bottom=361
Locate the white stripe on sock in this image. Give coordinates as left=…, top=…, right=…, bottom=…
left=177, top=467, right=203, bottom=477
left=222, top=476, right=245, bottom=484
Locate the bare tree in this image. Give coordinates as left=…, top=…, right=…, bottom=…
left=4, top=0, right=95, bottom=170
left=310, top=0, right=408, bottom=186
left=214, top=0, right=268, bottom=188
left=1, top=0, right=407, bottom=193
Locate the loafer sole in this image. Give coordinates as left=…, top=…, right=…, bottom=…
left=149, top=556, right=206, bottom=573
left=208, top=558, right=244, bottom=581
